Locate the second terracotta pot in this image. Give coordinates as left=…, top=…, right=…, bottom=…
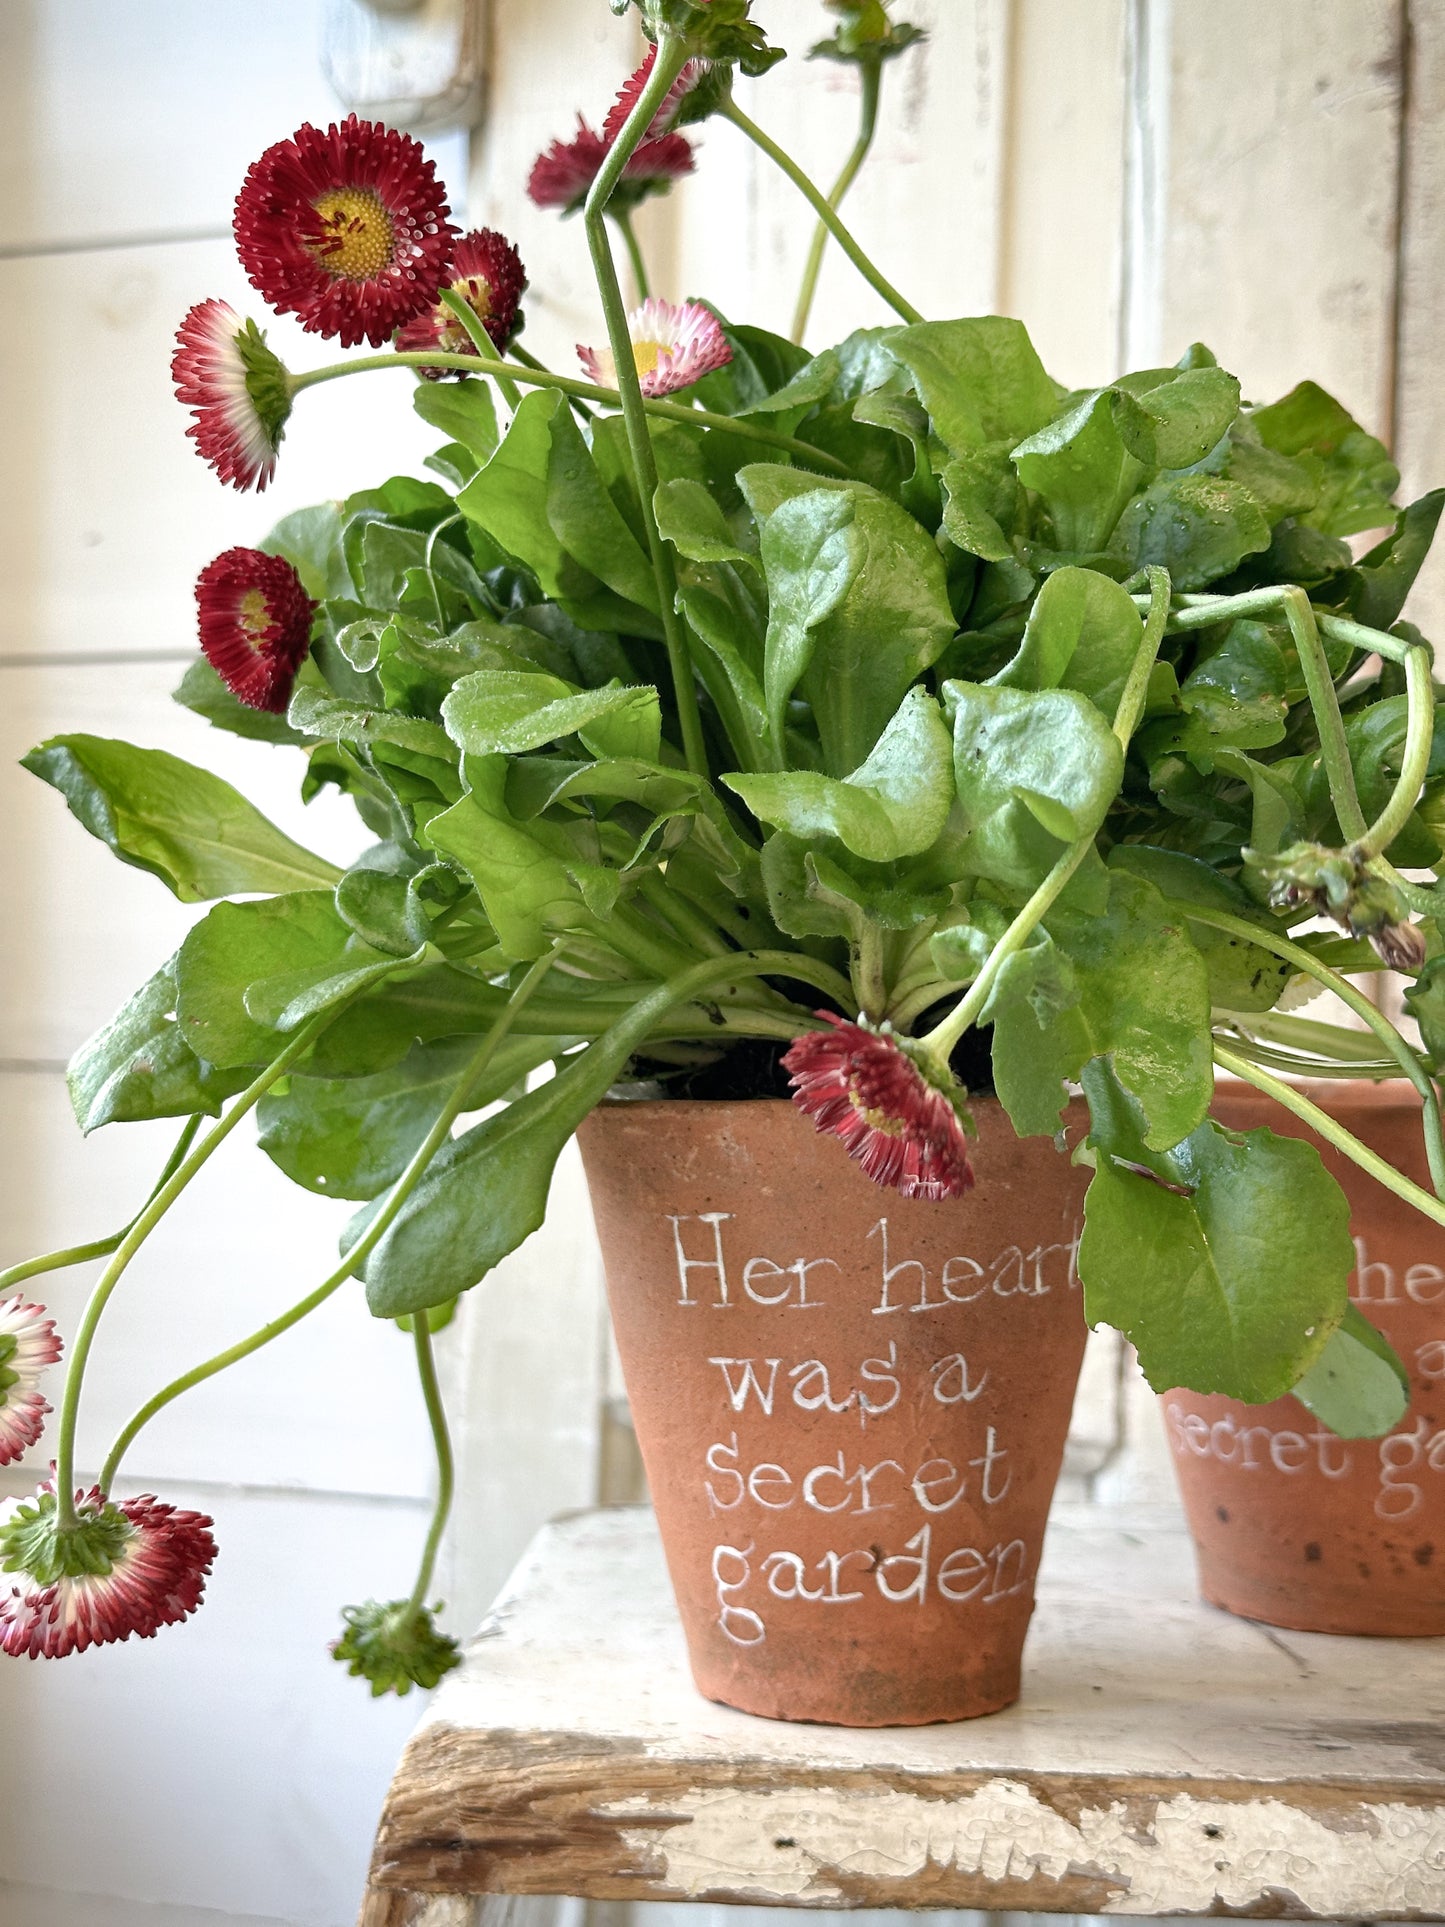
left=1163, top=1081, right=1445, bottom=1636
left=578, top=1096, right=1090, bottom=1726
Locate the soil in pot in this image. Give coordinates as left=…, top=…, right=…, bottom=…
left=1162, top=1081, right=1445, bottom=1636
left=577, top=1094, right=1091, bottom=1725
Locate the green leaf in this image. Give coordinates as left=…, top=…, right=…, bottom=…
left=545, top=402, right=659, bottom=613
left=1404, top=957, right=1445, bottom=1070
left=67, top=958, right=247, bottom=1132
left=441, top=670, right=661, bottom=762
left=741, top=467, right=956, bottom=772
left=175, top=892, right=352, bottom=1068
left=939, top=447, right=1020, bottom=562
left=287, top=686, right=456, bottom=761
left=172, top=659, right=310, bottom=746
left=412, top=377, right=499, bottom=463
left=21, top=736, right=341, bottom=902
left=948, top=680, right=1124, bottom=842
left=1109, top=474, right=1271, bottom=589
left=989, top=565, right=1143, bottom=712
left=363, top=976, right=722, bottom=1316
left=1249, top=380, right=1399, bottom=537
left=991, top=871, right=1213, bottom=1145
left=655, top=477, right=758, bottom=567
left=257, top=1033, right=564, bottom=1200
left=263, top=503, right=347, bottom=599
left=1347, top=489, right=1445, bottom=631
left=888, top=317, right=1056, bottom=455
left=1291, top=1303, right=1411, bottom=1439
left=1079, top=1069, right=1354, bottom=1401
left=1107, top=846, right=1290, bottom=1012
left=1121, top=364, right=1241, bottom=469
left=725, top=687, right=953, bottom=861
left=1011, top=388, right=1151, bottom=553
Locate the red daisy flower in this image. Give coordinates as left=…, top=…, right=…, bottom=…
left=233, top=116, right=457, bottom=348
left=171, top=299, right=291, bottom=492
left=393, top=228, right=527, bottom=376
left=601, top=47, right=710, bottom=144
left=526, top=116, right=695, bottom=216
left=195, top=548, right=315, bottom=714
left=0, top=1483, right=217, bottom=1658
left=783, top=1015, right=976, bottom=1202
left=0, top=1297, right=62, bottom=1468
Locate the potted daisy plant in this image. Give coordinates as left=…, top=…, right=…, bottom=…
left=4, top=0, right=1445, bottom=1722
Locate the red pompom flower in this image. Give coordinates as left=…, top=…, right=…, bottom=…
left=0, top=1297, right=62, bottom=1468
left=195, top=548, right=315, bottom=714
left=234, top=116, right=457, bottom=347
left=394, top=228, right=527, bottom=375
left=0, top=1482, right=217, bottom=1658
left=783, top=1016, right=975, bottom=1202
left=602, top=47, right=711, bottom=143
left=578, top=296, right=730, bottom=398
left=527, top=116, right=695, bottom=216
left=171, top=299, right=292, bottom=492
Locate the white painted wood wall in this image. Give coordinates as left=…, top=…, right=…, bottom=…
left=2, top=3, right=1442, bottom=1924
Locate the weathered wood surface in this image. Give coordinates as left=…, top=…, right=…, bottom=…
left=361, top=1504, right=1445, bottom=1923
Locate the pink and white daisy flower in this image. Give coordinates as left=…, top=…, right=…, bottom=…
left=526, top=117, right=695, bottom=217
left=578, top=297, right=730, bottom=398
left=783, top=1015, right=975, bottom=1202
left=0, top=1482, right=217, bottom=1658
left=171, top=299, right=292, bottom=492
left=0, top=1297, right=62, bottom=1467
left=234, top=116, right=457, bottom=348
left=195, top=547, right=316, bottom=714
left=393, top=228, right=527, bottom=375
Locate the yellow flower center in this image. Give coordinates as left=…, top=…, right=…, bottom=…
left=456, top=273, right=494, bottom=319
left=308, top=188, right=396, bottom=281
left=631, top=338, right=665, bottom=377
left=237, top=588, right=273, bottom=649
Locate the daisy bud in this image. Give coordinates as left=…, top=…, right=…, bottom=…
left=393, top=228, right=527, bottom=376
left=783, top=1014, right=976, bottom=1202
left=195, top=548, right=316, bottom=714
left=578, top=296, right=730, bottom=398
left=0, top=1297, right=62, bottom=1467
left=172, top=299, right=292, bottom=492
left=234, top=115, right=458, bottom=348
left=0, top=1482, right=217, bottom=1658
left=332, top=1598, right=461, bottom=1697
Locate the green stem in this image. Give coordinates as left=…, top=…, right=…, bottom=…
left=1281, top=586, right=1367, bottom=843
left=98, top=949, right=568, bottom=1494
left=585, top=33, right=707, bottom=781
left=791, top=63, right=880, bottom=344
left=1123, top=587, right=1420, bottom=669
left=855, top=922, right=888, bottom=1021
left=509, top=340, right=592, bottom=419
left=638, top=872, right=732, bottom=958
left=292, top=351, right=849, bottom=473
left=407, top=1319, right=453, bottom=1613
left=1176, top=898, right=1445, bottom=1199
left=612, top=207, right=651, bottom=300
left=1315, top=609, right=1423, bottom=667
left=1, top=1116, right=201, bottom=1294
left=1214, top=1042, right=1445, bottom=1229
left=920, top=567, right=1172, bottom=1062
left=1357, top=641, right=1436, bottom=862
left=53, top=1011, right=346, bottom=1525
left=721, top=98, right=923, bottom=325
left=437, top=288, right=519, bottom=408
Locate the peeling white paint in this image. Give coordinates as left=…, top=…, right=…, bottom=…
left=603, top=1779, right=1445, bottom=1915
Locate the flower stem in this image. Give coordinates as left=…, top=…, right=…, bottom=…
left=1280, top=586, right=1367, bottom=843
left=791, top=63, right=880, bottom=344
left=51, top=1011, right=348, bottom=1525
left=612, top=207, right=651, bottom=300
left=292, top=350, right=849, bottom=473
left=1, top=1116, right=200, bottom=1294
left=509, top=340, right=593, bottom=419
left=1167, top=898, right=1445, bottom=1199
left=585, top=34, right=709, bottom=780
left=720, top=97, right=923, bottom=326
left=919, top=567, right=1173, bottom=1063
left=97, top=949, right=569, bottom=1495
left=1358, top=641, right=1436, bottom=862
left=406, top=1317, right=453, bottom=1614
left=1214, top=1041, right=1445, bottom=1229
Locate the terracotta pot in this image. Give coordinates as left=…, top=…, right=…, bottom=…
left=1162, top=1081, right=1445, bottom=1636
left=577, top=1096, right=1091, bottom=1725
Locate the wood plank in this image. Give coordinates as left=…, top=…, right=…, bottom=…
left=1393, top=2, right=1445, bottom=644
left=363, top=1504, right=1445, bottom=1921
left=1157, top=0, right=1405, bottom=430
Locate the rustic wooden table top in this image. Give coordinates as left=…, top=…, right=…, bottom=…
left=360, top=1503, right=1445, bottom=1926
